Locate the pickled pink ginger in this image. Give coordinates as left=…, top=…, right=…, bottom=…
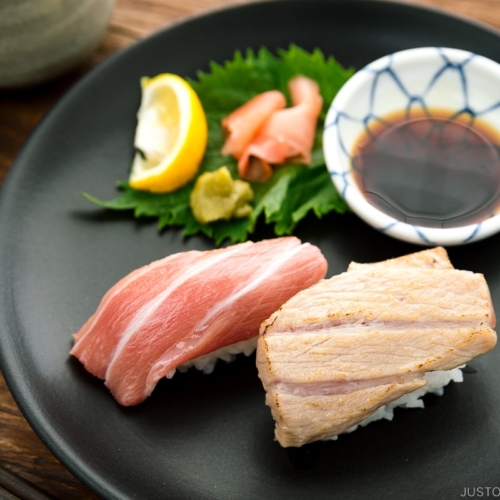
left=221, top=75, right=323, bottom=183
left=70, top=237, right=327, bottom=406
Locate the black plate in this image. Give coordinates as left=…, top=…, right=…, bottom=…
left=1, top=1, right=500, bottom=498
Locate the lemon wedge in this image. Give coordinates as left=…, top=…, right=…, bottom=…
left=129, top=74, right=208, bottom=193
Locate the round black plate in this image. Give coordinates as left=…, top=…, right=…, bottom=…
left=1, top=1, right=500, bottom=498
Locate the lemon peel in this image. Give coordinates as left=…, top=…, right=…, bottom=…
left=129, top=73, right=208, bottom=193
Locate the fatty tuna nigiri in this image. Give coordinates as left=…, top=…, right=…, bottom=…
left=71, top=237, right=327, bottom=406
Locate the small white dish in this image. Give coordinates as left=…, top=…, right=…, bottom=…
left=323, top=47, right=500, bottom=246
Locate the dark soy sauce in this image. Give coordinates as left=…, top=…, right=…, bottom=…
left=351, top=109, right=500, bottom=228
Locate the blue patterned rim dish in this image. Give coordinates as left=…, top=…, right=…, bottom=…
left=323, top=47, right=500, bottom=246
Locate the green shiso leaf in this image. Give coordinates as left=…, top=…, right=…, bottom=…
left=82, top=45, right=353, bottom=244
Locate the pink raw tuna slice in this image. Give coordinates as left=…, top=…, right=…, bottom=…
left=70, top=237, right=327, bottom=406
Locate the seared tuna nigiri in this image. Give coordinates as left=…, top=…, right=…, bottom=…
left=71, top=237, right=327, bottom=406
left=257, top=248, right=497, bottom=447
left=347, top=246, right=453, bottom=271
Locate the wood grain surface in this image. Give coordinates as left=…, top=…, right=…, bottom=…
left=1, top=0, right=499, bottom=498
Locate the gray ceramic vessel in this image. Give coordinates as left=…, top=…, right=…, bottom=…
left=0, top=0, right=115, bottom=88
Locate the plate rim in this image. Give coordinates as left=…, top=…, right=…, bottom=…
left=1, top=0, right=500, bottom=498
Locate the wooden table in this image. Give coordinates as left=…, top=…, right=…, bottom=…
left=0, top=0, right=499, bottom=498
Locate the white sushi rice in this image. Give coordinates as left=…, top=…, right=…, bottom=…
left=176, top=338, right=258, bottom=375
left=325, top=366, right=465, bottom=440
